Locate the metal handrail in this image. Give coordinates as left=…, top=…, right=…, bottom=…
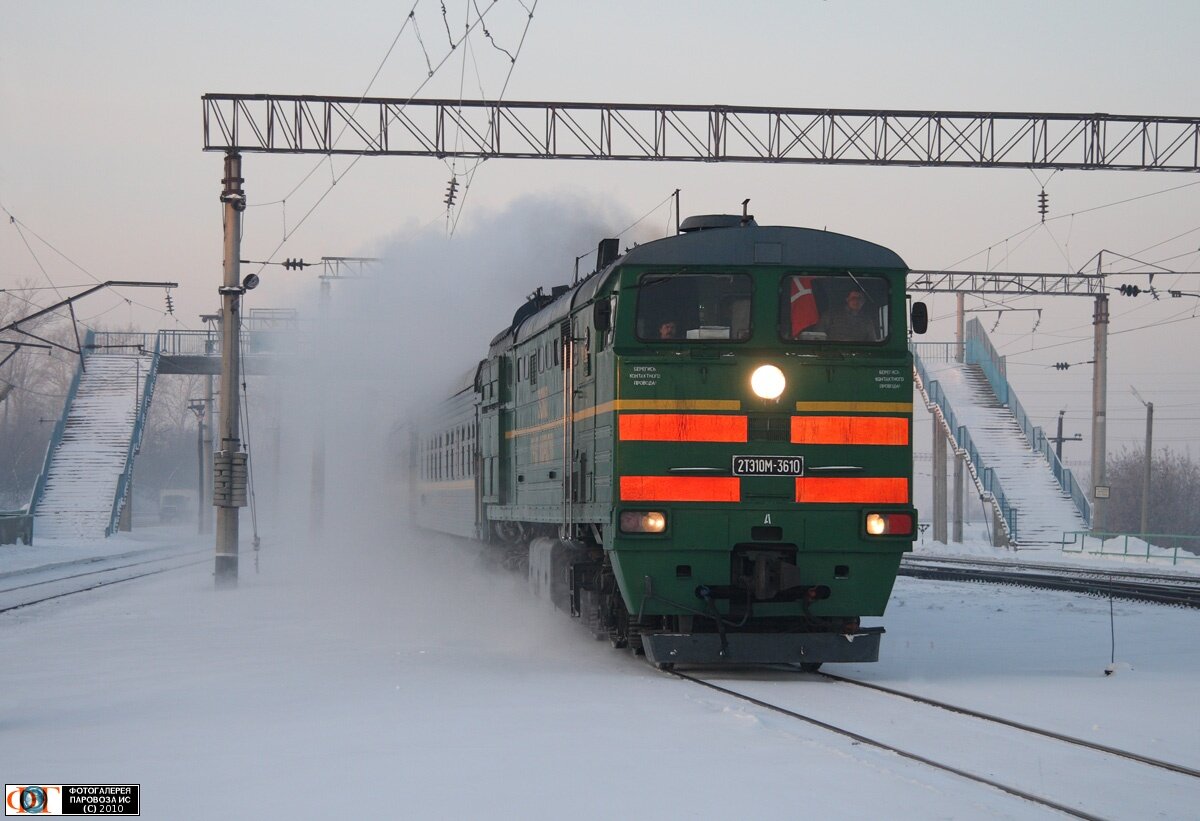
left=912, top=350, right=1017, bottom=539
left=965, top=319, right=1092, bottom=525
left=29, top=329, right=95, bottom=514
left=1060, top=531, right=1200, bottom=566
left=107, top=338, right=160, bottom=535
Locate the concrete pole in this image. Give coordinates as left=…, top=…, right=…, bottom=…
left=201, top=374, right=213, bottom=534
left=1140, top=401, right=1153, bottom=537
left=216, top=152, right=245, bottom=587
left=952, top=453, right=964, bottom=543
left=310, top=278, right=330, bottom=534
left=932, top=415, right=947, bottom=543
left=955, top=293, right=965, bottom=363
left=196, top=410, right=205, bottom=531
left=1090, top=295, right=1109, bottom=533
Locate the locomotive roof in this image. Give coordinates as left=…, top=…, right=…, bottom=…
left=616, top=222, right=907, bottom=271
left=488, top=222, right=907, bottom=354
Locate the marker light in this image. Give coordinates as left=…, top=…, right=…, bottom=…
left=620, top=511, right=667, bottom=533
left=750, top=364, right=786, bottom=400
left=866, top=512, right=914, bottom=536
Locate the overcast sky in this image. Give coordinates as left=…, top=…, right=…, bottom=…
left=2, top=1, right=1198, bottom=457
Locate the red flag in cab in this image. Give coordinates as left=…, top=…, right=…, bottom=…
left=790, top=276, right=819, bottom=335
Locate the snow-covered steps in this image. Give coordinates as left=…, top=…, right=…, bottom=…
left=922, top=360, right=1086, bottom=548
left=33, top=352, right=156, bottom=540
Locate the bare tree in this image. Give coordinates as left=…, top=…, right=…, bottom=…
left=0, top=284, right=76, bottom=508
left=1107, top=447, right=1200, bottom=547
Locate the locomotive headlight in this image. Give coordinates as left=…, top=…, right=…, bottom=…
left=750, top=364, right=786, bottom=400
left=866, top=512, right=914, bottom=536
left=620, top=510, right=667, bottom=533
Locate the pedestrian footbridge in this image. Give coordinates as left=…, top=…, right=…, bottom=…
left=25, top=321, right=302, bottom=540
left=912, top=319, right=1091, bottom=548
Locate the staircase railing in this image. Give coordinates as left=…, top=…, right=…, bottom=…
left=107, top=338, right=161, bottom=536
left=29, top=330, right=94, bottom=515
left=912, top=348, right=1017, bottom=541
left=965, top=319, right=1092, bottom=525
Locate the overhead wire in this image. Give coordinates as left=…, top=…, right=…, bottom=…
left=2, top=204, right=188, bottom=330
left=446, top=0, right=540, bottom=236
left=251, top=0, right=511, bottom=272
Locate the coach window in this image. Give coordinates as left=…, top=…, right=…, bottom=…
left=635, top=273, right=753, bottom=341
left=780, top=274, right=890, bottom=343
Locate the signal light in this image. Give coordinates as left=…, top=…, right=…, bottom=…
left=865, top=512, right=914, bottom=536
left=1117, top=284, right=1140, bottom=297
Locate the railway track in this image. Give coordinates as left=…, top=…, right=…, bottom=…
left=899, top=554, right=1200, bottom=608
left=0, top=549, right=209, bottom=614
left=671, top=668, right=1198, bottom=819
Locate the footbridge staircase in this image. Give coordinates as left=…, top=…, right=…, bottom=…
left=31, top=331, right=159, bottom=539
left=912, top=318, right=1091, bottom=548
left=24, top=319, right=302, bottom=541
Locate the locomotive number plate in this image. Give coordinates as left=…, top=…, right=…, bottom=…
left=732, top=455, right=805, bottom=476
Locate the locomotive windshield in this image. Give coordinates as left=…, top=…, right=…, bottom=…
left=635, top=273, right=753, bottom=341
left=779, top=274, right=890, bottom=343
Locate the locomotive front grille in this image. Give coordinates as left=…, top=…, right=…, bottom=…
left=747, top=414, right=790, bottom=442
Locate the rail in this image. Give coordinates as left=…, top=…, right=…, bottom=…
left=965, top=319, right=1092, bottom=525
left=29, top=330, right=94, bottom=515
left=1060, top=531, right=1200, bottom=567
left=912, top=349, right=1017, bottom=540
left=107, top=339, right=160, bottom=536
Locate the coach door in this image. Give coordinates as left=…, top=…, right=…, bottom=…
left=479, top=355, right=507, bottom=506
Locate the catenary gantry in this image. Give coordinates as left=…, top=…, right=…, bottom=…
left=203, top=95, right=1200, bottom=171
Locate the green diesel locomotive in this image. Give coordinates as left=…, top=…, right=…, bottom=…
left=412, top=215, right=927, bottom=667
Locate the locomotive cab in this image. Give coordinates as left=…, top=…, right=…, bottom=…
left=597, top=219, right=918, bottom=665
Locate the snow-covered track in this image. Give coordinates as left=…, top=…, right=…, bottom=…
left=899, top=555, right=1200, bottom=608
left=0, top=550, right=208, bottom=614
left=819, top=671, right=1200, bottom=778
left=670, top=669, right=1197, bottom=819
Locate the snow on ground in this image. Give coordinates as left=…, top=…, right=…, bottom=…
left=2, top=522, right=1198, bottom=820
left=913, top=519, right=1200, bottom=575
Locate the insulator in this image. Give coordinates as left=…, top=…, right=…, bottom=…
left=444, top=177, right=459, bottom=207
left=1037, top=189, right=1049, bottom=221
left=165, top=292, right=175, bottom=315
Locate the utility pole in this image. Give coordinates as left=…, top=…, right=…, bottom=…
left=311, top=276, right=329, bottom=534
left=1090, top=295, right=1110, bottom=532
left=1049, top=410, right=1083, bottom=461
left=1132, top=387, right=1154, bottom=537
left=200, top=314, right=218, bottom=536
left=932, top=415, right=947, bottom=543
left=310, top=256, right=377, bottom=535
left=188, top=400, right=206, bottom=532
left=952, top=293, right=965, bottom=543
left=214, top=152, right=247, bottom=587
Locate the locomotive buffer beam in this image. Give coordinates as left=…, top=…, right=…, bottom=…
left=642, top=628, right=884, bottom=667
